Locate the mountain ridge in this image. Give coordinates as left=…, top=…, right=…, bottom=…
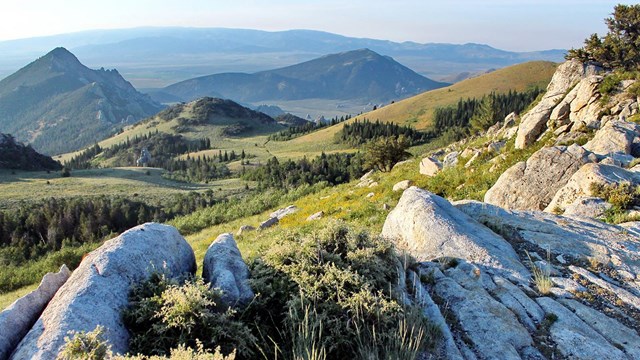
left=0, top=47, right=164, bottom=155
left=157, top=48, right=447, bottom=104
left=0, top=28, right=566, bottom=88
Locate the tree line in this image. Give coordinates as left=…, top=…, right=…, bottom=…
left=65, top=131, right=212, bottom=169
left=430, top=88, right=543, bottom=142
left=242, top=152, right=365, bottom=189
left=336, top=118, right=427, bottom=146
left=0, top=192, right=217, bottom=266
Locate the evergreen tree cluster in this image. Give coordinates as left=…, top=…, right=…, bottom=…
left=566, top=4, right=640, bottom=70
left=336, top=119, right=427, bottom=146
left=269, top=115, right=351, bottom=141
left=0, top=192, right=217, bottom=266
left=0, top=133, right=62, bottom=171
left=163, top=156, right=231, bottom=183
left=65, top=131, right=212, bottom=169
left=431, top=88, right=543, bottom=141
left=242, top=152, right=365, bottom=189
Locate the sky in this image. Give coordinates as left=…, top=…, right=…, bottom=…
left=0, top=0, right=636, bottom=51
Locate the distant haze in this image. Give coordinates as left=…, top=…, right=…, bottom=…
left=0, top=0, right=636, bottom=51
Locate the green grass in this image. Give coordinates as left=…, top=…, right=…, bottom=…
left=0, top=168, right=243, bottom=208
left=0, top=283, right=39, bottom=310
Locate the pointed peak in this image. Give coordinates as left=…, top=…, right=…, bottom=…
left=40, top=47, right=82, bottom=68
left=45, top=47, right=77, bottom=60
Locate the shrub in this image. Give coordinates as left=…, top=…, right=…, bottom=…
left=122, top=274, right=254, bottom=358
left=363, top=136, right=411, bottom=172
left=117, top=343, right=235, bottom=360
left=59, top=325, right=112, bottom=360
left=246, top=221, right=437, bottom=359
left=589, top=181, right=640, bottom=209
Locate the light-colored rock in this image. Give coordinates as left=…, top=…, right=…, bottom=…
left=419, top=157, right=442, bottom=176
left=487, top=141, right=506, bottom=153
left=516, top=60, right=587, bottom=149
left=382, top=203, right=391, bottom=211
left=454, top=200, right=640, bottom=279
left=392, top=159, right=412, bottom=169
left=202, top=233, right=254, bottom=306
left=392, top=180, right=413, bottom=192
left=562, top=197, right=612, bottom=218
left=550, top=99, right=571, bottom=125
left=569, top=76, right=603, bottom=127
left=365, top=192, right=374, bottom=198
left=584, top=120, right=640, bottom=155
left=443, top=151, right=459, bottom=168
left=559, top=298, right=640, bottom=359
left=258, top=217, right=278, bottom=230
left=553, top=123, right=571, bottom=136
left=503, top=112, right=518, bottom=128
left=236, top=225, right=255, bottom=236
left=10, top=223, right=196, bottom=359
left=464, top=151, right=481, bottom=168
left=407, top=271, right=464, bottom=360
left=382, top=187, right=529, bottom=282
left=536, top=297, right=627, bottom=359
left=306, top=211, right=324, bottom=221
left=434, top=271, right=533, bottom=359
left=269, top=205, right=298, bottom=220
left=569, top=265, right=640, bottom=310
left=356, top=170, right=375, bottom=187
left=359, top=169, right=375, bottom=181
left=491, top=275, right=545, bottom=332
left=599, top=152, right=636, bottom=167
left=611, top=99, right=636, bottom=115
left=503, top=126, right=518, bottom=140
left=460, top=148, right=477, bottom=159
left=545, top=163, right=640, bottom=212
left=368, top=181, right=379, bottom=188
left=550, top=277, right=586, bottom=292
left=0, top=265, right=71, bottom=360
left=485, top=144, right=597, bottom=210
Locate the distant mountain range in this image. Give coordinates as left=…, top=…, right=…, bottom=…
left=0, top=48, right=164, bottom=155
left=0, top=28, right=566, bottom=88
left=151, top=49, right=446, bottom=104
left=0, top=133, right=61, bottom=170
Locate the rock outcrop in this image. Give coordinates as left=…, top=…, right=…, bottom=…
left=515, top=60, right=589, bottom=149
left=392, top=180, right=413, bottom=192
left=584, top=119, right=640, bottom=155
left=420, top=157, right=442, bottom=176
left=545, top=163, right=640, bottom=212
left=382, top=187, right=529, bottom=282
left=258, top=217, right=278, bottom=230
left=392, top=186, right=640, bottom=359
left=10, top=223, right=196, bottom=359
left=485, top=144, right=597, bottom=210
left=270, top=205, right=298, bottom=220
left=0, top=266, right=70, bottom=360
left=236, top=225, right=255, bottom=236
left=455, top=200, right=640, bottom=277
left=563, top=197, right=612, bottom=218
left=202, top=234, right=254, bottom=306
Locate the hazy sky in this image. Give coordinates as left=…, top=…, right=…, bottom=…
left=0, top=0, right=635, bottom=51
